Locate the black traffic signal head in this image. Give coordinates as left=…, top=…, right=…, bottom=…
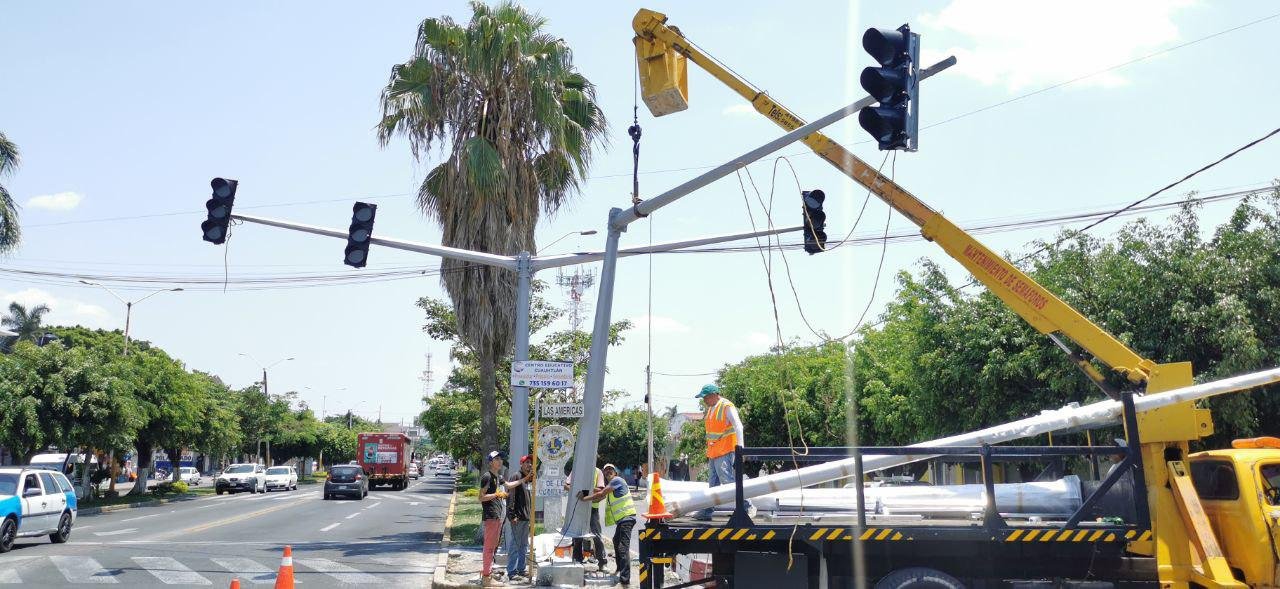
left=859, top=24, right=919, bottom=151
left=802, top=189, right=827, bottom=255
left=202, top=177, right=238, bottom=244
left=344, top=201, right=377, bottom=268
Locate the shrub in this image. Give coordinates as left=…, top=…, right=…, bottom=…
left=151, top=481, right=190, bottom=495
left=462, top=488, right=480, bottom=498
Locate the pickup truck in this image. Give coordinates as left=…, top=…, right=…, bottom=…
left=0, top=467, right=78, bottom=553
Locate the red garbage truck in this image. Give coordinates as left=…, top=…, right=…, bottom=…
left=356, top=432, right=412, bottom=490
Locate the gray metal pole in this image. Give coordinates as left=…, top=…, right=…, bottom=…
left=510, top=252, right=533, bottom=463
left=561, top=209, right=625, bottom=539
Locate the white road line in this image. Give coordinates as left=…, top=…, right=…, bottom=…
left=363, top=502, right=382, bottom=510
left=209, top=558, right=277, bottom=586
left=50, top=555, right=120, bottom=584
left=379, top=494, right=412, bottom=501
left=121, top=513, right=163, bottom=522
left=196, top=503, right=221, bottom=509
left=93, top=528, right=137, bottom=536
left=408, top=502, right=421, bottom=506
left=369, top=555, right=435, bottom=570
left=345, top=511, right=362, bottom=520
left=296, top=558, right=377, bottom=584
left=0, top=556, right=39, bottom=584
left=133, top=557, right=212, bottom=585
left=320, top=522, right=341, bottom=532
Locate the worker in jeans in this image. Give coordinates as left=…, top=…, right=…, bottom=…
left=505, top=455, right=534, bottom=584
left=580, top=464, right=638, bottom=587
left=695, top=384, right=755, bottom=520
left=479, top=450, right=515, bottom=587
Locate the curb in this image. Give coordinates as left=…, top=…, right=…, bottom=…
left=78, top=494, right=204, bottom=516
left=433, top=478, right=462, bottom=589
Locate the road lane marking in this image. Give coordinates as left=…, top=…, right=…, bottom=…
left=345, top=511, right=362, bottom=520
left=94, top=528, right=137, bottom=536
left=408, top=502, right=421, bottom=506
left=50, top=555, right=120, bottom=584
left=369, top=555, right=435, bottom=570
left=133, top=557, right=212, bottom=585
left=210, top=558, right=277, bottom=585
left=0, top=556, right=39, bottom=584
left=320, top=522, right=341, bottom=532
left=363, top=502, right=382, bottom=510
left=296, top=558, right=377, bottom=584
left=176, top=497, right=310, bottom=536
left=121, top=513, right=163, bottom=522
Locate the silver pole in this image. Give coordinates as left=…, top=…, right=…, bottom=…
left=531, top=225, right=802, bottom=271
left=561, top=209, right=625, bottom=540
left=510, top=252, right=533, bottom=462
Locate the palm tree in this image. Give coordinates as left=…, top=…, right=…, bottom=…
left=378, top=1, right=607, bottom=454
left=0, top=131, right=20, bottom=253
left=2, top=302, right=49, bottom=344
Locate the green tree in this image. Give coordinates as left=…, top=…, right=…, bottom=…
left=0, top=131, right=19, bottom=252
left=597, top=408, right=668, bottom=474
left=379, top=1, right=608, bottom=454
left=3, top=301, right=50, bottom=345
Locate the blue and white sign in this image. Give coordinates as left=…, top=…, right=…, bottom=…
left=511, top=360, right=574, bottom=389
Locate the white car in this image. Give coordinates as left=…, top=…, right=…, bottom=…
left=178, top=467, right=201, bottom=486
left=215, top=464, right=266, bottom=495
left=408, top=464, right=420, bottom=480
left=264, top=466, right=297, bottom=492
left=0, top=467, right=78, bottom=553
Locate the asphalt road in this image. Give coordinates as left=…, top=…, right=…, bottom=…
left=0, top=473, right=452, bottom=587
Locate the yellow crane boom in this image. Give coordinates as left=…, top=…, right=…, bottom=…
left=632, top=8, right=1193, bottom=393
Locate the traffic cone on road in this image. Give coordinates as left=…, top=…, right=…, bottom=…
left=229, top=580, right=240, bottom=589
left=274, top=545, right=295, bottom=589
left=643, top=473, right=673, bottom=520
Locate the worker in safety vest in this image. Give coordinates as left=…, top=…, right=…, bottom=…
left=696, top=383, right=755, bottom=520
left=580, top=463, right=638, bottom=586
left=564, top=465, right=609, bottom=569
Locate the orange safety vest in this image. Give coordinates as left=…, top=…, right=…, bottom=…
left=704, top=398, right=738, bottom=459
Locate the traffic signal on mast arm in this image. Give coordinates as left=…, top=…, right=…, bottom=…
left=858, top=25, right=920, bottom=151
left=344, top=202, right=377, bottom=268
left=802, top=189, right=827, bottom=254
left=201, top=178, right=238, bottom=244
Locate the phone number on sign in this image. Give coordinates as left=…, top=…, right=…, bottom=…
left=522, top=380, right=572, bottom=387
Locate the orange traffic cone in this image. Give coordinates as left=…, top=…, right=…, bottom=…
left=643, top=473, right=673, bottom=520
left=229, top=580, right=240, bottom=589
left=274, top=545, right=295, bottom=589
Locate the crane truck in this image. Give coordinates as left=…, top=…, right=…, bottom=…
left=630, top=9, right=1280, bottom=589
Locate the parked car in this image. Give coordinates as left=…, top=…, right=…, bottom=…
left=214, top=464, right=266, bottom=495
left=179, top=467, right=201, bottom=486
left=264, top=466, right=297, bottom=492
left=408, top=463, right=420, bottom=480
left=323, top=465, right=368, bottom=500
left=0, top=467, right=78, bottom=553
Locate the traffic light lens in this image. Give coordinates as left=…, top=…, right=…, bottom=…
left=211, top=178, right=237, bottom=198
left=859, top=107, right=905, bottom=142
left=203, top=225, right=225, bottom=242
left=353, top=207, right=374, bottom=223
left=862, top=27, right=907, bottom=66
left=209, top=203, right=229, bottom=219
left=346, top=250, right=366, bottom=265
left=860, top=67, right=907, bottom=103
left=351, top=228, right=370, bottom=242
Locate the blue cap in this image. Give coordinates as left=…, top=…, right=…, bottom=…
left=695, top=384, right=720, bottom=398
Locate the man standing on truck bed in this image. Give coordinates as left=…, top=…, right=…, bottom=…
left=696, top=384, right=754, bottom=520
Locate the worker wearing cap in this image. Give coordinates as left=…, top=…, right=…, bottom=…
left=478, top=450, right=506, bottom=586
left=696, top=384, right=754, bottom=520
left=504, top=455, right=535, bottom=583
left=581, top=463, right=638, bottom=586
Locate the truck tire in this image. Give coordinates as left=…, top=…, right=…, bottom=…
left=874, top=567, right=966, bottom=589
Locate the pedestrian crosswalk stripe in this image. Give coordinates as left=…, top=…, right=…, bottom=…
left=0, top=555, right=38, bottom=584
left=296, top=558, right=378, bottom=584
left=50, top=555, right=120, bottom=584
left=133, top=557, right=212, bottom=585
left=210, top=558, right=278, bottom=585
left=369, top=556, right=433, bottom=570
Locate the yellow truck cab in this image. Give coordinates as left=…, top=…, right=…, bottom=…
left=1189, top=438, right=1280, bottom=588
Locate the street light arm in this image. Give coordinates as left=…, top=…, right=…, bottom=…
left=78, top=280, right=128, bottom=305
left=132, top=287, right=183, bottom=306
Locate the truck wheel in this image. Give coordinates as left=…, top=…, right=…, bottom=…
left=0, top=517, right=16, bottom=553
left=874, top=568, right=966, bottom=589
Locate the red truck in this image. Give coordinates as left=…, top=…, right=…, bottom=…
left=356, top=432, right=412, bottom=490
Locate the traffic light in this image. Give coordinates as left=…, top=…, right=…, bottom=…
left=858, top=25, right=919, bottom=151
left=344, top=202, right=377, bottom=268
left=201, top=178, right=238, bottom=244
left=802, top=189, right=827, bottom=254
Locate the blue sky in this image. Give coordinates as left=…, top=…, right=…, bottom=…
left=3, top=1, right=1278, bottom=424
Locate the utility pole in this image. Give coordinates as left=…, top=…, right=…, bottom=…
left=240, top=354, right=293, bottom=465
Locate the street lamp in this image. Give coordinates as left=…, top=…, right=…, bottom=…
left=78, top=281, right=183, bottom=356
left=346, top=401, right=367, bottom=429
left=239, top=353, right=293, bottom=465
left=537, top=230, right=597, bottom=254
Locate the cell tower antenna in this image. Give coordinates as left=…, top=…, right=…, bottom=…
left=556, top=268, right=598, bottom=331
left=420, top=352, right=435, bottom=397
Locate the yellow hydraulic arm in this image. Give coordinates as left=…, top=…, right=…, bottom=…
left=633, top=10, right=1249, bottom=589
left=632, top=8, right=1190, bottom=393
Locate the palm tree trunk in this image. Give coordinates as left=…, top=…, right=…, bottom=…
left=479, top=345, right=499, bottom=456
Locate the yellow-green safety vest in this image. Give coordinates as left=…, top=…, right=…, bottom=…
left=604, top=479, right=637, bottom=526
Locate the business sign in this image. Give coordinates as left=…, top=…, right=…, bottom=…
left=541, top=403, right=585, bottom=419
left=511, top=360, right=574, bottom=388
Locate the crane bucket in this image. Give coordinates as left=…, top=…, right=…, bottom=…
left=634, top=35, right=688, bottom=117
